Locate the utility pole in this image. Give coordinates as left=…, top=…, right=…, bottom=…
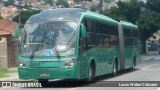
left=18, top=0, right=21, bottom=26
left=0, top=1, right=2, bottom=19
left=0, top=2, right=1, bottom=18
left=99, top=0, right=103, bottom=14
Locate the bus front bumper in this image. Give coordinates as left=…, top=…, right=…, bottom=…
left=18, top=67, right=78, bottom=80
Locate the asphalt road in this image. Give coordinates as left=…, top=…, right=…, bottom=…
left=1, top=54, right=160, bottom=90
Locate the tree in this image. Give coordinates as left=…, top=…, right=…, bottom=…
left=103, top=6, right=127, bottom=21
left=56, top=0, right=69, bottom=8
left=103, top=0, right=160, bottom=53
left=146, top=0, right=160, bottom=14
left=90, top=4, right=97, bottom=12
left=138, top=0, right=160, bottom=53
left=12, top=10, right=41, bottom=25
left=0, top=15, right=2, bottom=19
left=43, top=0, right=54, bottom=6
left=103, top=0, right=142, bottom=23
left=137, top=10, right=160, bottom=53
left=73, top=0, right=81, bottom=3
left=73, top=0, right=90, bottom=3
left=4, top=0, right=15, bottom=7
left=104, top=0, right=112, bottom=4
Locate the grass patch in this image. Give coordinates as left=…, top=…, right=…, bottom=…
left=0, top=69, right=17, bottom=78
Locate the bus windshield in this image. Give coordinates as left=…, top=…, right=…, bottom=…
left=20, top=21, right=77, bottom=57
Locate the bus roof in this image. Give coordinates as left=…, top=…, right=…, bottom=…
left=80, top=11, right=118, bottom=25
left=120, top=21, right=138, bottom=30
left=27, top=8, right=86, bottom=23
left=27, top=8, right=136, bottom=28
left=27, top=8, right=118, bottom=26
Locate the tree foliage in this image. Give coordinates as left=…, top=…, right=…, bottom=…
left=12, top=10, right=41, bottom=25
left=103, top=6, right=127, bottom=21
left=104, top=0, right=141, bottom=23
left=73, top=0, right=81, bottom=3
left=55, top=0, right=69, bottom=8
left=146, top=0, right=160, bottom=13
left=103, top=0, right=160, bottom=53
left=137, top=10, right=160, bottom=53
left=138, top=11, right=160, bottom=41
left=90, top=4, right=97, bottom=12
left=43, top=0, right=54, bottom=5
left=0, top=16, right=2, bottom=19
left=104, top=0, right=112, bottom=4
left=4, top=0, right=15, bottom=7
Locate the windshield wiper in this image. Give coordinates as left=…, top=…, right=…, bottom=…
left=54, top=45, right=60, bottom=59
left=30, top=32, right=47, bottom=60
left=51, top=33, right=60, bottom=59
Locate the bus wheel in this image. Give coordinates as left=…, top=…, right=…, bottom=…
left=113, top=61, right=117, bottom=76
left=131, top=58, right=136, bottom=71
left=38, top=79, right=49, bottom=87
left=87, top=63, right=95, bottom=82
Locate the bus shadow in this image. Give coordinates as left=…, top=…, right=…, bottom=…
left=41, top=68, right=138, bottom=88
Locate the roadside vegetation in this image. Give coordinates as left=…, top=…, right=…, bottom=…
left=0, top=69, right=17, bottom=78
left=103, top=0, right=160, bottom=54
left=12, top=0, right=160, bottom=54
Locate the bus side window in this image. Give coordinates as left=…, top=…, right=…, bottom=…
left=81, top=18, right=95, bottom=48
left=108, top=25, right=117, bottom=47
left=103, top=24, right=110, bottom=47
left=112, top=26, right=118, bottom=46
left=110, top=35, right=116, bottom=46
left=133, top=29, right=140, bottom=46
left=124, top=29, right=133, bottom=47
left=133, top=30, right=136, bottom=46
left=80, top=18, right=88, bottom=49
left=86, top=19, right=95, bottom=47
left=95, top=21, right=103, bottom=47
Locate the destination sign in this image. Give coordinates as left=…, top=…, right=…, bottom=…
left=39, top=23, right=65, bottom=30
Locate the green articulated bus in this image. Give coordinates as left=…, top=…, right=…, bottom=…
left=14, top=8, right=141, bottom=84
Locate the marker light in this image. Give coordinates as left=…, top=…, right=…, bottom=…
left=65, top=61, right=74, bottom=68
left=19, top=63, right=26, bottom=68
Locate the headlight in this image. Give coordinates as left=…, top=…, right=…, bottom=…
left=65, top=62, right=74, bottom=67
left=64, top=59, right=75, bottom=68
left=19, top=60, right=27, bottom=68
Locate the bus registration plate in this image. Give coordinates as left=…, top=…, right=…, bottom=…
left=40, top=73, right=49, bottom=77
left=29, top=62, right=43, bottom=67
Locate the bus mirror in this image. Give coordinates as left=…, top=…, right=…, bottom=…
left=81, top=24, right=87, bottom=38
left=14, top=26, right=19, bottom=39
left=14, top=24, right=24, bottom=39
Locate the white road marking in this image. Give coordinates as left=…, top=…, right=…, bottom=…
left=141, top=61, right=160, bottom=71
left=140, top=57, right=160, bottom=70
left=141, top=63, right=159, bottom=70
left=142, top=57, right=160, bottom=61
left=142, top=69, right=160, bottom=70
left=143, top=58, right=154, bottom=61
left=69, top=88, right=77, bottom=90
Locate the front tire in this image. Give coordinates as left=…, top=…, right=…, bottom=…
left=38, top=79, right=49, bottom=87
left=87, top=63, right=95, bottom=82
left=131, top=59, right=136, bottom=71
left=113, top=61, right=117, bottom=76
